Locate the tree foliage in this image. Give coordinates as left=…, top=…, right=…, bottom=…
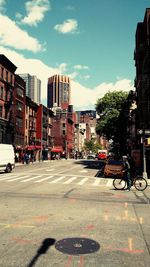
left=95, top=91, right=130, bottom=154
left=84, top=139, right=102, bottom=153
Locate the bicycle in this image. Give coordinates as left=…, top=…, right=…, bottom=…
left=113, top=172, right=148, bottom=191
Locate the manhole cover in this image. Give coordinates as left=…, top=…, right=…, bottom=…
left=55, top=237, right=100, bottom=255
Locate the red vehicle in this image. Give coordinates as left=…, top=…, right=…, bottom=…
left=97, top=150, right=107, bottom=160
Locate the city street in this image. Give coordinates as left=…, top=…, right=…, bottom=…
left=0, top=159, right=150, bottom=267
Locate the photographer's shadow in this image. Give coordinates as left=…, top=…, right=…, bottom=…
left=27, top=238, right=56, bottom=267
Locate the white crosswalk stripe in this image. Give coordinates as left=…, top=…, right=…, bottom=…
left=50, top=176, right=65, bottom=183
left=21, top=176, right=41, bottom=182
left=7, top=176, right=29, bottom=182
left=0, top=173, right=114, bottom=187
left=34, top=176, right=54, bottom=183
left=106, top=180, right=113, bottom=187
left=0, top=175, right=18, bottom=181
left=92, top=179, right=101, bottom=186
left=77, top=178, right=89, bottom=185
left=63, top=177, right=77, bottom=184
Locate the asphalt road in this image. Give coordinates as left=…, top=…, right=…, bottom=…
left=0, top=159, right=150, bottom=267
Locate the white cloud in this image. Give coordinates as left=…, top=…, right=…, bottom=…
left=0, top=46, right=134, bottom=110
left=54, top=19, right=78, bottom=34
left=68, top=72, right=78, bottom=79
left=71, top=79, right=134, bottom=110
left=0, top=0, right=6, bottom=11
left=21, top=0, right=50, bottom=26
left=74, top=64, right=89, bottom=70
left=57, top=62, right=68, bottom=74
left=0, top=15, right=44, bottom=52
left=83, top=75, right=90, bottom=80
left=65, top=5, right=75, bottom=11
left=15, top=12, right=22, bottom=19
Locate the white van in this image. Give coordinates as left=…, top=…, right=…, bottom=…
left=0, top=144, right=15, bottom=173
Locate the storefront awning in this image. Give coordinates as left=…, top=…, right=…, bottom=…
left=35, top=145, right=42, bottom=149
left=51, top=147, right=63, bottom=153
left=26, top=145, right=42, bottom=150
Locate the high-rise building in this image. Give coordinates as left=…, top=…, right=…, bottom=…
left=47, top=75, right=70, bottom=109
left=19, top=73, right=41, bottom=104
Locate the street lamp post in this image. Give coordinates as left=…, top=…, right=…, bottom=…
left=142, top=134, right=148, bottom=179
left=137, top=129, right=147, bottom=179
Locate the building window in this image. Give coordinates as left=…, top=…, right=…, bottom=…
left=17, top=101, right=23, bottom=111
left=1, top=67, right=4, bottom=79
left=63, top=83, right=69, bottom=102
left=26, top=119, right=28, bottom=129
left=17, top=87, right=24, bottom=97
left=6, top=71, right=8, bottom=82
left=10, top=74, right=13, bottom=85
left=62, top=130, right=66, bottom=135
left=0, top=86, right=4, bottom=99
left=0, top=105, right=3, bottom=117
left=16, top=117, right=23, bottom=127
left=62, top=123, right=66, bottom=128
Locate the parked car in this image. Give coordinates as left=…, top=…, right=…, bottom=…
left=104, top=159, right=124, bottom=178
left=97, top=150, right=107, bottom=160
left=87, top=153, right=96, bottom=160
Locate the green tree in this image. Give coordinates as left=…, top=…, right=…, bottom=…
left=84, top=140, right=102, bottom=153
left=84, top=140, right=95, bottom=152
left=95, top=91, right=129, bottom=154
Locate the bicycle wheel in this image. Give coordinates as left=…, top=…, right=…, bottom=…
left=134, top=176, right=148, bottom=191
left=113, top=178, right=126, bottom=190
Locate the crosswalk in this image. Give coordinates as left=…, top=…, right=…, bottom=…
left=0, top=172, right=114, bottom=187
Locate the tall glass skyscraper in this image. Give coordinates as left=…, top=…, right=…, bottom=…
left=19, top=73, right=41, bottom=104
left=47, top=75, right=70, bottom=109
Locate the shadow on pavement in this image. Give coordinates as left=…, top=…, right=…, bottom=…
left=74, top=159, right=106, bottom=177
left=74, top=159, right=105, bottom=169
left=27, top=238, right=56, bottom=267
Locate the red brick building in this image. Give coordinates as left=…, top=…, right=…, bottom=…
left=51, top=105, right=75, bottom=158
left=36, top=104, right=54, bottom=160
left=0, top=54, right=16, bottom=144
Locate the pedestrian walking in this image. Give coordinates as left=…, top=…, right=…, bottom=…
left=24, top=153, right=29, bottom=164
left=122, top=155, right=132, bottom=191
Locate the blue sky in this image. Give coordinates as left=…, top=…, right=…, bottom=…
left=0, top=0, right=149, bottom=110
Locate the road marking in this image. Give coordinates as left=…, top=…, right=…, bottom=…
left=50, top=176, right=65, bottom=183
left=0, top=175, right=18, bottom=181
left=92, top=179, right=100, bottom=186
left=80, top=170, right=87, bottom=173
left=0, top=172, right=115, bottom=188
left=21, top=176, right=41, bottom=182
left=106, top=180, right=113, bottom=187
left=7, top=176, right=29, bottom=182
left=139, top=217, right=143, bottom=224
left=78, top=178, right=89, bottom=185
left=34, top=176, right=54, bottom=183
left=45, top=169, right=55, bottom=172
left=63, top=177, right=77, bottom=184
left=128, top=238, right=133, bottom=251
